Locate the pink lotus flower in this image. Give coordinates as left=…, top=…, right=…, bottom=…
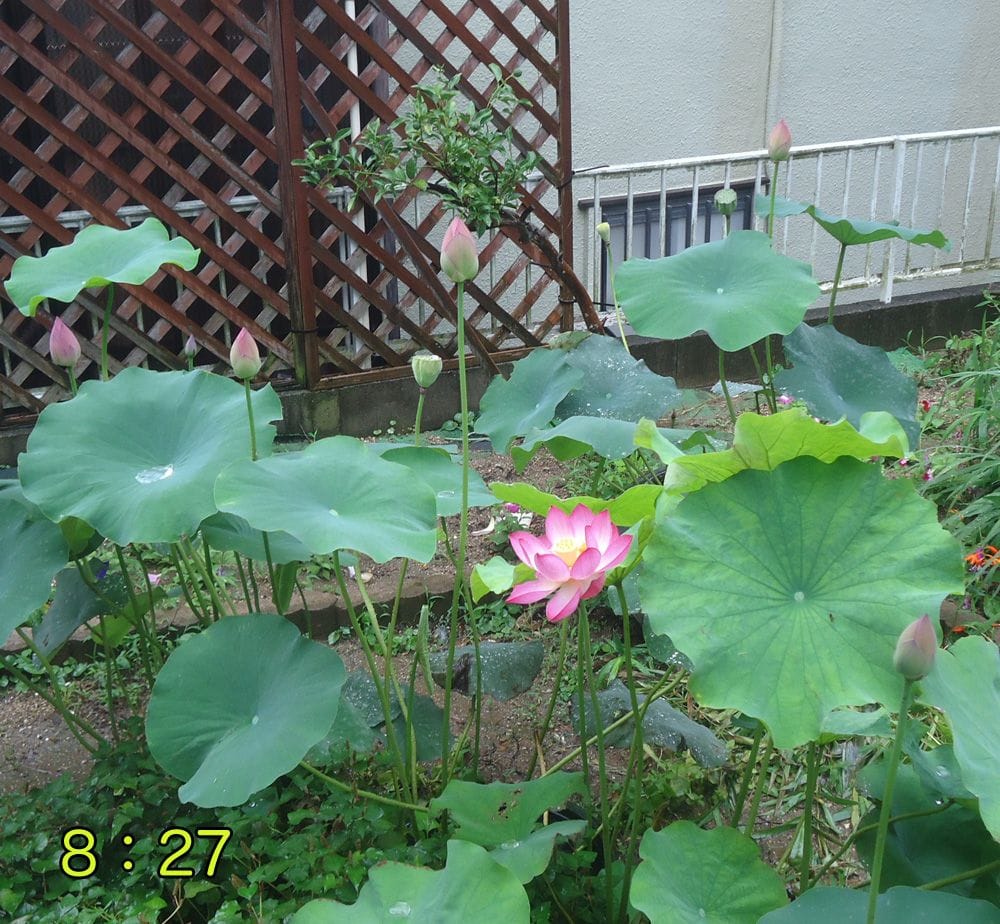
left=440, top=217, right=479, bottom=283
left=230, top=327, right=262, bottom=380
left=777, top=394, right=793, bottom=406
left=767, top=119, right=792, bottom=162
left=893, top=614, right=937, bottom=680
left=507, top=505, right=632, bottom=623
left=49, top=317, right=80, bottom=368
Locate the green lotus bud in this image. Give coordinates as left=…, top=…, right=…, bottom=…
left=411, top=351, right=443, bottom=389
left=596, top=222, right=612, bottom=244
left=714, top=188, right=738, bottom=217
left=893, top=614, right=937, bottom=681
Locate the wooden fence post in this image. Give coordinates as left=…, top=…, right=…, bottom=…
left=266, top=0, right=320, bottom=388
left=556, top=0, right=575, bottom=333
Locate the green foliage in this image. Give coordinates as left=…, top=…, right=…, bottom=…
left=18, top=369, right=282, bottom=546
left=777, top=322, right=920, bottom=447
left=146, top=615, right=347, bottom=807
left=214, top=436, right=440, bottom=563
left=642, top=456, right=963, bottom=748
left=630, top=822, right=789, bottom=923
left=616, top=230, right=820, bottom=352
left=5, top=218, right=200, bottom=316
left=0, top=724, right=446, bottom=922
left=297, top=67, right=538, bottom=233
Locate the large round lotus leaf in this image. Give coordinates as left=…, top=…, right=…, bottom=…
left=776, top=323, right=920, bottom=447
left=755, top=195, right=951, bottom=249
left=666, top=407, right=909, bottom=495
left=476, top=348, right=584, bottom=453
left=373, top=445, right=495, bottom=516
left=921, top=637, right=1000, bottom=841
left=511, top=417, right=699, bottom=472
left=0, top=482, right=68, bottom=643
left=429, top=774, right=586, bottom=883
left=616, top=230, right=820, bottom=352
left=146, top=614, right=346, bottom=807
left=855, top=763, right=1000, bottom=899
left=759, top=885, right=1000, bottom=923
left=291, top=840, right=530, bottom=923
left=640, top=456, right=963, bottom=748
left=18, top=369, right=281, bottom=545
left=6, top=218, right=200, bottom=315
left=491, top=481, right=661, bottom=528
left=199, top=512, right=313, bottom=565
left=553, top=333, right=689, bottom=421
left=214, top=436, right=438, bottom=563
left=630, top=822, right=787, bottom=923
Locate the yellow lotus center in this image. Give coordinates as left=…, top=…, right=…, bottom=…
left=552, top=536, right=587, bottom=568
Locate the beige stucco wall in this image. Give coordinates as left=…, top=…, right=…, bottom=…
left=569, top=0, right=1000, bottom=164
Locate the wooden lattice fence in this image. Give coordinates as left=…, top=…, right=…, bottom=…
left=0, top=0, right=594, bottom=423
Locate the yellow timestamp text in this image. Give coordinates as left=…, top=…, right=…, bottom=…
left=59, top=826, right=232, bottom=879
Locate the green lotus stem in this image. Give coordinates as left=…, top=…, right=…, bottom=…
left=615, top=584, right=646, bottom=924
left=918, top=858, right=1000, bottom=892
left=95, top=614, right=120, bottom=743
left=233, top=553, right=254, bottom=613
left=245, top=555, right=262, bottom=612
left=354, top=568, right=411, bottom=728
left=241, top=377, right=279, bottom=603
left=243, top=378, right=258, bottom=462
left=544, top=669, right=681, bottom=778
left=745, top=736, right=775, bottom=834
left=813, top=803, right=953, bottom=882
left=13, top=628, right=105, bottom=754
left=300, top=760, right=428, bottom=815
left=828, top=242, right=847, bottom=326
left=442, top=279, right=473, bottom=783
left=169, top=544, right=210, bottom=627
left=201, top=536, right=219, bottom=621
left=113, top=545, right=156, bottom=684
left=731, top=724, right=765, bottom=828
left=866, top=679, right=915, bottom=924
left=526, top=617, right=570, bottom=778
left=718, top=351, right=737, bottom=424
left=131, top=545, right=165, bottom=668
left=180, top=537, right=236, bottom=619
left=100, top=282, right=114, bottom=381
left=414, top=389, right=426, bottom=447
left=382, top=559, right=418, bottom=793
left=580, top=607, right=615, bottom=921
left=575, top=619, right=591, bottom=790
left=800, top=740, right=819, bottom=893
left=67, top=366, right=78, bottom=398
left=260, top=532, right=279, bottom=614
left=767, top=161, right=780, bottom=242
left=331, top=551, right=412, bottom=801
left=295, top=576, right=312, bottom=634
left=603, top=239, right=631, bottom=356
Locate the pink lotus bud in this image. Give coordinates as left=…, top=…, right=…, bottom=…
left=183, top=334, right=197, bottom=358
left=767, top=119, right=792, bottom=162
left=440, top=217, right=479, bottom=283
left=893, top=615, right=937, bottom=681
left=230, top=327, right=262, bottom=380
left=49, top=317, right=81, bottom=368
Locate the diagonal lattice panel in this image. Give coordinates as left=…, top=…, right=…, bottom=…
left=0, top=0, right=587, bottom=418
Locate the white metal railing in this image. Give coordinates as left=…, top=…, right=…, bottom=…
left=574, top=126, right=1000, bottom=307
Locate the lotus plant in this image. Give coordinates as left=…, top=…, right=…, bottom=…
left=507, top=505, right=632, bottom=623
left=410, top=350, right=443, bottom=446
left=507, top=504, right=633, bottom=920
left=49, top=317, right=81, bottom=396
left=440, top=216, right=480, bottom=780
